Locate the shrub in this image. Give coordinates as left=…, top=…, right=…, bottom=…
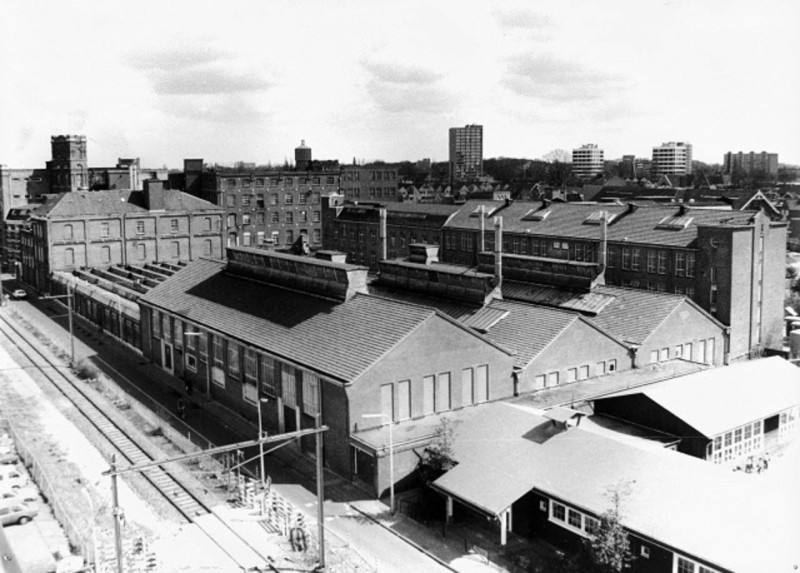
left=74, top=359, right=100, bottom=380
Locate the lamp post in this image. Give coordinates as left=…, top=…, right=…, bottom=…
left=82, top=488, right=98, bottom=572
left=362, top=413, right=394, bottom=514
left=41, top=282, right=75, bottom=365
left=257, top=397, right=269, bottom=489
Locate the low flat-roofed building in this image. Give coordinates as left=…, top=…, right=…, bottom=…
left=137, top=246, right=516, bottom=494
left=431, top=401, right=799, bottom=573
left=593, top=356, right=800, bottom=464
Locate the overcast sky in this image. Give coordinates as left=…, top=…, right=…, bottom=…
left=1, top=0, right=798, bottom=169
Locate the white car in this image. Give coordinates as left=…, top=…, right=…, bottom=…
left=11, top=289, right=26, bottom=299
left=0, top=466, right=27, bottom=490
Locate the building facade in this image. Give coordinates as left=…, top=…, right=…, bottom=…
left=47, top=135, right=89, bottom=193
left=723, top=151, right=779, bottom=177
left=20, top=181, right=224, bottom=293
left=652, top=141, right=693, bottom=176
left=191, top=166, right=337, bottom=250
left=339, top=164, right=400, bottom=202
left=449, top=124, right=483, bottom=182
left=571, top=144, right=604, bottom=180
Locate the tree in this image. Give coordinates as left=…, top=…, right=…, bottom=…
left=583, top=484, right=634, bottom=573
left=417, top=417, right=456, bottom=484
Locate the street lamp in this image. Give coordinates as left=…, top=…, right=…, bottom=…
left=362, top=413, right=394, bottom=514
left=41, top=282, right=75, bottom=365
left=257, top=397, right=269, bottom=489
left=82, top=488, right=98, bottom=572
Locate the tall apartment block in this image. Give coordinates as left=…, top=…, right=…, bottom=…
left=723, top=151, right=778, bottom=177
left=571, top=144, right=604, bottom=180
left=449, top=124, right=483, bottom=182
left=652, top=141, right=693, bottom=176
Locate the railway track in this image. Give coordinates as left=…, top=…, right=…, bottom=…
left=0, top=313, right=272, bottom=570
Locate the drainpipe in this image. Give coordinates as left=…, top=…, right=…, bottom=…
left=479, top=204, right=485, bottom=254
left=599, top=212, right=608, bottom=272
left=494, top=216, right=503, bottom=287
left=379, top=207, right=387, bottom=261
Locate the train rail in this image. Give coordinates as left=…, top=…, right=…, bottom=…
left=0, top=313, right=271, bottom=570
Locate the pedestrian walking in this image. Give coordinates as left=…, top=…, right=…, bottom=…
left=176, top=398, right=186, bottom=419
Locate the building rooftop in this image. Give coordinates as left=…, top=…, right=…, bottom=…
left=140, top=258, right=509, bottom=383
left=596, top=356, right=800, bottom=437
left=432, top=401, right=799, bottom=573
left=31, top=189, right=221, bottom=218
left=445, top=200, right=759, bottom=248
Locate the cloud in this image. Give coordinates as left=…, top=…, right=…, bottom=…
left=126, top=45, right=226, bottom=71
left=150, top=69, right=270, bottom=95
left=126, top=45, right=271, bottom=95
left=494, top=8, right=553, bottom=30
left=158, top=93, right=268, bottom=124
left=503, top=52, right=628, bottom=103
left=361, top=61, right=443, bottom=85
left=361, top=59, right=453, bottom=114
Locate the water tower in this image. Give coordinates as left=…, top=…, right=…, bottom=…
left=295, top=140, right=312, bottom=171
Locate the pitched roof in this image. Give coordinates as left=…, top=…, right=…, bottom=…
left=503, top=281, right=699, bottom=345
left=444, top=200, right=756, bottom=248
left=433, top=402, right=799, bottom=573
left=598, top=357, right=800, bottom=437
left=33, top=189, right=221, bottom=218
left=139, top=258, right=442, bottom=382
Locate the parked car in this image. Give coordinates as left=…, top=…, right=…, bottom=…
left=0, top=486, right=38, bottom=504
left=10, top=289, right=26, bottom=299
left=0, top=452, right=19, bottom=465
left=0, top=466, right=27, bottom=490
left=0, top=500, right=38, bottom=526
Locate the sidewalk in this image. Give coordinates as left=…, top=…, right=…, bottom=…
left=7, top=296, right=517, bottom=572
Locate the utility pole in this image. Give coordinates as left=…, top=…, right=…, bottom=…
left=41, top=283, right=75, bottom=365
left=110, top=454, right=124, bottom=573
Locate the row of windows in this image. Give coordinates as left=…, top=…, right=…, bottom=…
left=225, top=177, right=335, bottom=187
left=63, top=217, right=219, bottom=240
left=225, top=192, right=322, bottom=207
left=549, top=500, right=599, bottom=537
left=62, top=240, right=212, bottom=266
left=341, top=187, right=397, bottom=199
left=649, top=338, right=714, bottom=366
left=154, top=312, right=321, bottom=414
left=232, top=229, right=321, bottom=247
left=676, top=556, right=718, bottom=573
left=334, top=226, right=439, bottom=249
left=535, top=360, right=617, bottom=390
left=226, top=211, right=320, bottom=227
left=708, top=420, right=763, bottom=464
left=379, top=366, right=489, bottom=422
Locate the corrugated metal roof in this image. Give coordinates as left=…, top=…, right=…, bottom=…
left=599, top=357, right=800, bottom=437
left=140, top=258, right=439, bottom=382
left=432, top=402, right=799, bottom=573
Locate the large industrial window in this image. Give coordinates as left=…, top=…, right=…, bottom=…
left=435, top=372, right=451, bottom=412
left=64, top=248, right=75, bottom=267
left=227, top=343, right=240, bottom=378
left=422, top=375, right=435, bottom=415
left=281, top=364, right=297, bottom=407
left=381, top=383, right=394, bottom=421
left=461, top=368, right=474, bottom=406
left=212, top=335, right=224, bottom=367
left=173, top=320, right=183, bottom=349
left=397, top=380, right=411, bottom=420
left=303, top=372, right=320, bottom=416
left=152, top=310, right=161, bottom=339
left=161, top=314, right=171, bottom=342
left=475, top=365, right=489, bottom=403
left=259, top=355, right=277, bottom=397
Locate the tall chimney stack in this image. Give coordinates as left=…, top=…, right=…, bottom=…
left=379, top=207, right=388, bottom=261
left=494, top=216, right=503, bottom=285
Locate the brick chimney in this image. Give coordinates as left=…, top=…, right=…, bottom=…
left=144, top=179, right=165, bottom=211
left=494, top=216, right=503, bottom=286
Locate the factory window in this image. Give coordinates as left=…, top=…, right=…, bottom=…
left=647, top=250, right=656, bottom=273
left=285, top=212, right=293, bottom=224
left=271, top=212, right=279, bottom=223
left=313, top=211, right=320, bottom=223
left=227, top=214, right=236, bottom=228
left=312, top=229, right=321, bottom=243
left=243, top=232, right=251, bottom=246
left=285, top=194, right=293, bottom=205
left=299, top=211, right=308, bottom=223
left=101, top=222, right=110, bottom=238
left=242, top=195, right=251, bottom=207
left=657, top=251, right=667, bottom=274
left=101, top=245, right=111, bottom=263
left=137, top=221, right=145, bottom=235
left=227, top=342, right=240, bottom=378
left=138, top=243, right=146, bottom=259
left=257, top=194, right=265, bottom=208
left=303, top=372, right=320, bottom=416
left=397, top=380, right=411, bottom=420
left=170, top=219, right=179, bottom=233
left=242, top=214, right=251, bottom=225
left=285, top=230, right=294, bottom=244
left=422, top=375, right=435, bottom=415
left=686, top=252, right=696, bottom=277
left=270, top=194, right=278, bottom=206
left=203, top=217, right=212, bottom=232
left=259, top=355, right=278, bottom=397
left=203, top=239, right=212, bottom=256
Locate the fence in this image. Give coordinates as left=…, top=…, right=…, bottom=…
left=2, top=419, right=92, bottom=568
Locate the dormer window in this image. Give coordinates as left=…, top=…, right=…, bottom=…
left=655, top=215, right=694, bottom=230
left=522, top=208, right=551, bottom=221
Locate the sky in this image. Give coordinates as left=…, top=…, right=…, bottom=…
left=1, top=0, right=798, bottom=169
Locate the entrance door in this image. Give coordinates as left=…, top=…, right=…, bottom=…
left=162, top=341, right=174, bottom=375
